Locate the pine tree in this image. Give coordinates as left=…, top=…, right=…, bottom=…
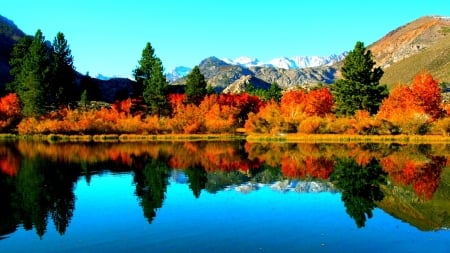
left=332, top=41, right=388, bottom=116
left=143, top=57, right=170, bottom=116
left=7, top=35, right=32, bottom=93
left=185, top=65, right=206, bottom=105
left=16, top=30, right=52, bottom=117
left=133, top=42, right=155, bottom=97
left=266, top=82, right=282, bottom=102
left=50, top=32, right=76, bottom=106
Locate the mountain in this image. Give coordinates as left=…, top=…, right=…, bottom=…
left=0, top=15, right=25, bottom=89
left=369, top=16, right=450, bottom=87
left=166, top=66, right=192, bottom=82
left=221, top=53, right=346, bottom=69
left=173, top=56, right=337, bottom=92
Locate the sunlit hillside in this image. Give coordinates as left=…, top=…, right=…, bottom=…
left=367, top=16, right=450, bottom=87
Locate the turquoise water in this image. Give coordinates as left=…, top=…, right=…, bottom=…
left=2, top=172, right=448, bottom=253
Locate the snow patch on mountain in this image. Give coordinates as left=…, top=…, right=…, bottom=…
left=166, top=66, right=192, bottom=82
left=222, top=52, right=347, bottom=69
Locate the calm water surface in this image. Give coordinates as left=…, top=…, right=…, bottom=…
left=0, top=141, right=449, bottom=252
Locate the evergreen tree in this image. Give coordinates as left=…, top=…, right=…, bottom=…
left=133, top=42, right=155, bottom=97
left=143, top=57, right=170, bottom=116
left=332, top=41, right=388, bottom=115
left=50, top=32, right=76, bottom=106
left=16, top=30, right=52, bottom=117
left=266, top=82, right=282, bottom=102
left=6, top=35, right=32, bottom=93
left=185, top=65, right=207, bottom=104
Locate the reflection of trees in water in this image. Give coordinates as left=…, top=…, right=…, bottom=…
left=381, top=144, right=446, bottom=200
left=0, top=157, right=78, bottom=238
left=331, top=158, right=387, bottom=228
left=133, top=157, right=170, bottom=223
left=185, top=166, right=207, bottom=198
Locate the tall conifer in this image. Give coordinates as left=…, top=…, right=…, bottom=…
left=51, top=32, right=76, bottom=106
left=332, top=41, right=388, bottom=115
left=17, top=29, right=51, bottom=117
left=185, top=66, right=207, bottom=105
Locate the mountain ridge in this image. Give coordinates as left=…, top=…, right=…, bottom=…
left=167, top=53, right=346, bottom=83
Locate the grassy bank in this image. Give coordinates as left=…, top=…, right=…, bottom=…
left=0, top=133, right=246, bottom=143
left=2, top=133, right=450, bottom=143
left=246, top=134, right=450, bottom=144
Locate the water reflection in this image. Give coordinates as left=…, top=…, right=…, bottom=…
left=331, top=158, right=387, bottom=228
left=0, top=140, right=449, bottom=239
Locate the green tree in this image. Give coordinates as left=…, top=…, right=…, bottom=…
left=266, top=82, right=282, bottom=102
left=143, top=57, right=170, bottom=116
left=133, top=42, right=155, bottom=97
left=50, top=32, right=76, bottom=106
left=6, top=35, right=32, bottom=93
left=185, top=65, right=207, bottom=104
left=332, top=41, right=388, bottom=115
left=15, top=30, right=52, bottom=117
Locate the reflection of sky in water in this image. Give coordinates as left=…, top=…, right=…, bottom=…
left=2, top=173, right=449, bottom=253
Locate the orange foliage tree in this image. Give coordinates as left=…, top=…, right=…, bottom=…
left=377, top=85, right=427, bottom=134
left=304, top=88, right=334, bottom=117
left=411, top=71, right=442, bottom=120
left=0, top=93, right=22, bottom=131
left=244, top=101, right=283, bottom=134
left=377, top=72, right=443, bottom=134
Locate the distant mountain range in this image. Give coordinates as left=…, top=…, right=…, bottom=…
left=166, top=53, right=346, bottom=83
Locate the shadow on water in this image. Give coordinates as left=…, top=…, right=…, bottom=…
left=0, top=140, right=449, bottom=238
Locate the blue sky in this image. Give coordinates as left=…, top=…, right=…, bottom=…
left=2, top=0, right=449, bottom=78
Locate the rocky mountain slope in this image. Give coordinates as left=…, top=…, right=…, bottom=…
left=369, top=16, right=450, bottom=87
left=173, top=56, right=337, bottom=92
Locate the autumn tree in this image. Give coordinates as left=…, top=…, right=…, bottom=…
left=411, top=71, right=442, bottom=120
left=0, top=93, right=21, bottom=131
left=304, top=87, right=334, bottom=117
left=185, top=65, right=207, bottom=105
left=50, top=32, right=76, bottom=106
left=332, top=41, right=388, bottom=115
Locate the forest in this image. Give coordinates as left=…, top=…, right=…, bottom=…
left=2, top=29, right=450, bottom=137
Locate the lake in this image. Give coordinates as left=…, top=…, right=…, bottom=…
left=0, top=140, right=449, bottom=252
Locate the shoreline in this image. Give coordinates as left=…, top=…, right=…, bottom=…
left=1, top=133, right=450, bottom=143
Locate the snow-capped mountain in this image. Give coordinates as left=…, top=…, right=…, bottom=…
left=166, top=66, right=192, bottom=82
left=222, top=53, right=347, bottom=69
left=166, top=53, right=346, bottom=82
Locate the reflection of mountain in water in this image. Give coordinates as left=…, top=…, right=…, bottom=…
left=226, top=180, right=337, bottom=194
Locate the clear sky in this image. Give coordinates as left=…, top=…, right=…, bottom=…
left=2, top=0, right=449, bottom=78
